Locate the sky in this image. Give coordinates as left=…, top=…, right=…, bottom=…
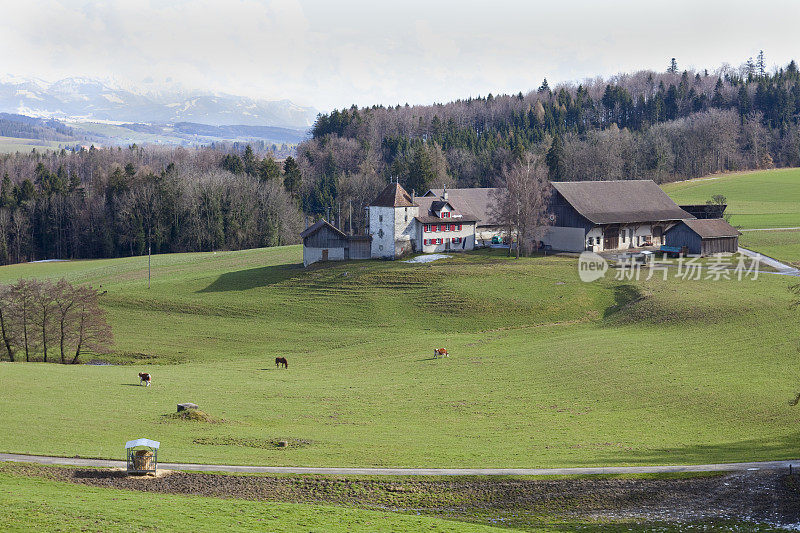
left=2, top=0, right=799, bottom=112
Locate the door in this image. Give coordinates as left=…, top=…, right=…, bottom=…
left=322, top=249, right=329, bottom=261
left=602, top=227, right=619, bottom=250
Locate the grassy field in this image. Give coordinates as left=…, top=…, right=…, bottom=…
left=662, top=168, right=800, bottom=228
left=1, top=246, right=799, bottom=468
left=0, top=470, right=513, bottom=533
left=739, top=229, right=800, bottom=266
left=0, top=135, right=66, bottom=153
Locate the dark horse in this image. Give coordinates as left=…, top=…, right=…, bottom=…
left=275, top=357, right=288, bottom=369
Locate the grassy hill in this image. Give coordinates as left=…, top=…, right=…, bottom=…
left=662, top=168, right=800, bottom=229
left=0, top=246, right=798, bottom=469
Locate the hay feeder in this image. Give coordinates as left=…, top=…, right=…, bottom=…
left=125, top=438, right=160, bottom=475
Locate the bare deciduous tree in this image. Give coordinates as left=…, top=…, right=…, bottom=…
left=491, top=154, right=553, bottom=258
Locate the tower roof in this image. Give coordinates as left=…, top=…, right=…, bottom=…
left=370, top=182, right=417, bottom=207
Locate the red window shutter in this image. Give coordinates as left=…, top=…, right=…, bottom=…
left=458, top=224, right=462, bottom=231
left=450, top=224, right=455, bottom=231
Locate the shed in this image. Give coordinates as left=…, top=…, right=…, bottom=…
left=301, top=219, right=371, bottom=267
left=664, top=218, right=740, bottom=256
left=125, top=438, right=159, bottom=475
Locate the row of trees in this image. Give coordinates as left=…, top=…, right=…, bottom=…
left=0, top=279, right=111, bottom=363
left=0, top=145, right=304, bottom=263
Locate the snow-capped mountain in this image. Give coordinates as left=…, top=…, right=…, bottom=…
left=0, top=75, right=318, bottom=129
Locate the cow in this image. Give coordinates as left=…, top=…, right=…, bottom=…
left=433, top=348, right=448, bottom=358
left=275, top=357, right=288, bottom=369
left=138, top=372, right=151, bottom=386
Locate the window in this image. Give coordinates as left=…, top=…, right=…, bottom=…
left=457, top=224, right=462, bottom=231
left=423, top=239, right=428, bottom=245
left=452, top=237, right=461, bottom=244
left=379, top=215, right=383, bottom=222
left=435, top=225, right=440, bottom=231
left=588, top=237, right=594, bottom=246
left=443, top=224, right=448, bottom=231
left=378, top=229, right=384, bottom=238
left=405, top=215, right=408, bottom=222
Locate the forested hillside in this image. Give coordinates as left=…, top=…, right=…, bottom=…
left=0, top=145, right=301, bottom=263
left=294, top=56, right=800, bottom=230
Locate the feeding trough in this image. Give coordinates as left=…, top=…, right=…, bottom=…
left=125, top=438, right=160, bottom=475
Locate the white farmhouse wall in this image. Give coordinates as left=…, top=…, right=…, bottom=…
left=369, top=206, right=395, bottom=258
left=419, top=222, right=476, bottom=253
left=303, top=246, right=345, bottom=267
left=394, top=205, right=419, bottom=256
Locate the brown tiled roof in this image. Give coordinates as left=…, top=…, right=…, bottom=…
left=680, top=218, right=740, bottom=238
left=300, top=219, right=346, bottom=240
left=424, top=188, right=503, bottom=226
left=370, top=182, right=417, bottom=207
left=551, top=180, right=694, bottom=224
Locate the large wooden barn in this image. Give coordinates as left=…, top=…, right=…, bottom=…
left=664, top=218, right=740, bottom=256
left=546, top=180, right=695, bottom=252
left=301, top=220, right=371, bottom=267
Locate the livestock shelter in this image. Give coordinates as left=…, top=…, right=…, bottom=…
left=664, top=218, right=740, bottom=256
left=126, top=438, right=159, bottom=475
left=301, top=219, right=371, bottom=267
left=548, top=180, right=695, bottom=252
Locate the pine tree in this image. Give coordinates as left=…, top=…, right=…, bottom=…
left=545, top=135, right=565, bottom=181
left=282, top=157, right=301, bottom=197
left=538, top=78, right=550, bottom=93
left=668, top=58, right=678, bottom=74
left=757, top=50, right=766, bottom=79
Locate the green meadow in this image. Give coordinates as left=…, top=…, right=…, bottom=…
left=662, top=168, right=800, bottom=229
left=739, top=229, right=800, bottom=266
left=1, top=245, right=799, bottom=468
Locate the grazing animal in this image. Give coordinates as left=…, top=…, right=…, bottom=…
left=275, top=357, right=288, bottom=369
left=138, top=372, right=151, bottom=386
left=433, top=348, right=448, bottom=359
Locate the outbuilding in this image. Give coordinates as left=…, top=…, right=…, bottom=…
left=301, top=219, right=371, bottom=267
left=664, top=218, right=740, bottom=256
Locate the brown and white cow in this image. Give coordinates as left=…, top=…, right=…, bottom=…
left=139, top=372, right=151, bottom=386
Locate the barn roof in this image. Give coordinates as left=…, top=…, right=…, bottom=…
left=678, top=218, right=741, bottom=238
left=425, top=188, right=502, bottom=226
left=300, top=219, right=346, bottom=240
left=370, top=182, right=417, bottom=207
left=551, top=180, right=694, bottom=225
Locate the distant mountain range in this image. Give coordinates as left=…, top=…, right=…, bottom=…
left=0, top=75, right=318, bottom=129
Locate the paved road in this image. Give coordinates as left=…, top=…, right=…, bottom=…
left=739, top=227, right=800, bottom=232
left=738, top=246, right=799, bottom=276
left=2, top=453, right=799, bottom=476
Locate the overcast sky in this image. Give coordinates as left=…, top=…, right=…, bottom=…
left=2, top=0, right=799, bottom=112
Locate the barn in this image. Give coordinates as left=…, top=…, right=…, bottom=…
left=547, top=180, right=695, bottom=252
left=301, top=220, right=371, bottom=267
left=663, top=218, right=740, bottom=256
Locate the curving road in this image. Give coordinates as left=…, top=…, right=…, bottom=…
left=1, top=453, right=799, bottom=476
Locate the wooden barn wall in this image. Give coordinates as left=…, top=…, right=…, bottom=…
left=549, top=191, right=593, bottom=230
left=701, top=237, right=738, bottom=255
left=303, top=227, right=347, bottom=249
left=664, top=223, right=702, bottom=254
left=347, top=238, right=371, bottom=259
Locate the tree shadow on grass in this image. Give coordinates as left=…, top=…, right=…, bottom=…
left=559, top=431, right=800, bottom=467
left=198, top=263, right=302, bottom=293
left=602, top=283, right=643, bottom=319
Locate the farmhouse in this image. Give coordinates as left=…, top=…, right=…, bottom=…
left=301, top=219, right=370, bottom=267
left=422, top=188, right=504, bottom=245
left=546, top=180, right=696, bottom=252
left=664, top=218, right=740, bottom=255
left=368, top=182, right=479, bottom=259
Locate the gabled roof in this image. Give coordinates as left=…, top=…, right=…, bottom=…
left=300, top=219, right=346, bottom=240
left=125, top=438, right=160, bottom=449
left=429, top=200, right=454, bottom=212
left=415, top=215, right=478, bottom=224
left=551, top=180, right=694, bottom=225
left=370, top=182, right=417, bottom=207
left=424, top=188, right=503, bottom=226
left=679, top=218, right=740, bottom=238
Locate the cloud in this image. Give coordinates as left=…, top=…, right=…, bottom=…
left=1, top=0, right=799, bottom=112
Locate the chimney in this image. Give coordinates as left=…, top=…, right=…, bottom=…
left=442, top=185, right=448, bottom=201
left=411, top=189, right=415, bottom=204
